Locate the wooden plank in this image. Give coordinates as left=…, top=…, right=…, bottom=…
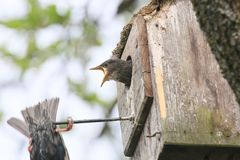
left=137, top=16, right=153, bottom=97
left=127, top=1, right=240, bottom=159
left=147, top=0, right=240, bottom=147
left=132, top=100, right=164, bottom=160
left=118, top=1, right=240, bottom=159
left=117, top=16, right=153, bottom=157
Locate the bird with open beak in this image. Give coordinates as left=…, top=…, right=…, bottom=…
left=90, top=58, right=132, bottom=87
left=7, top=98, right=72, bottom=160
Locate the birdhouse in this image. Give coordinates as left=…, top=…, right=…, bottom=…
left=116, top=1, right=240, bottom=159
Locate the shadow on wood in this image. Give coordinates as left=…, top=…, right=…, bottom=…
left=159, top=145, right=240, bottom=160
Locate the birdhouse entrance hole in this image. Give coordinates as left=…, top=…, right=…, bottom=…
left=126, top=56, right=132, bottom=88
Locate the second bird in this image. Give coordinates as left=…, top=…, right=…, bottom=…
left=90, top=58, right=132, bottom=87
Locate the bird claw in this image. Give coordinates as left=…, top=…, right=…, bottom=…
left=55, top=117, right=73, bottom=132
left=28, top=137, right=33, bottom=153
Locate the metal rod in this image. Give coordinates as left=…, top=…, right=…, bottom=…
left=54, top=116, right=133, bottom=125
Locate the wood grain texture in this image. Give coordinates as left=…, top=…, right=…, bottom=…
left=147, top=0, right=240, bottom=150
left=117, top=16, right=153, bottom=157
left=117, top=1, right=240, bottom=159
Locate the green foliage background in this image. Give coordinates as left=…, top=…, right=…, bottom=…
left=0, top=0, right=140, bottom=158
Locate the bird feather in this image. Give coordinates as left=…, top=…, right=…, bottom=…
left=7, top=117, right=30, bottom=137
left=7, top=98, right=70, bottom=160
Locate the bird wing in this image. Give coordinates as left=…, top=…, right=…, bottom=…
left=7, top=117, right=30, bottom=137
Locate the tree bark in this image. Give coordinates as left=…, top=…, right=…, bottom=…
left=190, top=0, right=240, bottom=104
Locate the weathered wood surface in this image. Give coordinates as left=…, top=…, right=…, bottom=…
left=147, top=0, right=240, bottom=145
left=117, top=16, right=153, bottom=157
left=117, top=0, right=240, bottom=160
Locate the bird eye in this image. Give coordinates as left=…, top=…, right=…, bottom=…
left=103, top=63, right=108, bottom=67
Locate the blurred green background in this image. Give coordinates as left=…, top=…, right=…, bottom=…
left=0, top=0, right=149, bottom=159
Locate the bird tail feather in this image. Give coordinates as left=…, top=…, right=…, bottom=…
left=8, top=98, right=59, bottom=136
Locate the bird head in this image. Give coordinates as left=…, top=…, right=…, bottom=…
left=90, top=59, right=115, bottom=87
left=90, top=58, right=132, bottom=87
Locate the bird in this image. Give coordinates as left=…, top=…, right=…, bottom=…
left=7, top=98, right=72, bottom=160
left=90, top=58, right=132, bottom=87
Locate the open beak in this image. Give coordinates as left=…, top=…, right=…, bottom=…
left=90, top=65, right=109, bottom=87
